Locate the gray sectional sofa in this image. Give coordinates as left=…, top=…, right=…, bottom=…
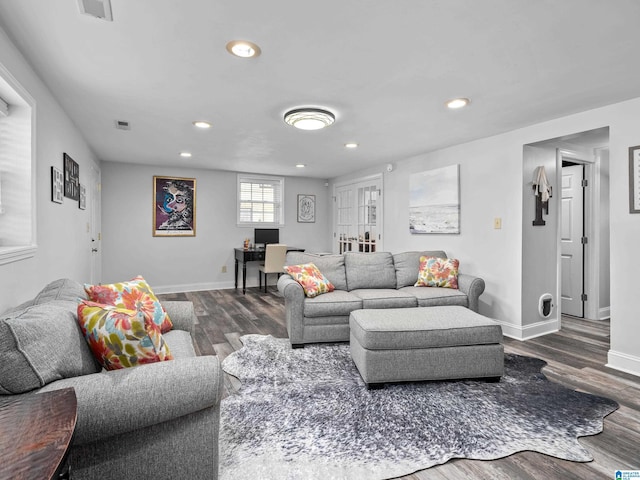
left=277, top=250, right=486, bottom=347
left=0, top=278, right=223, bottom=480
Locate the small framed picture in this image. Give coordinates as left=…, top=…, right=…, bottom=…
left=79, top=184, right=86, bottom=210
left=51, top=166, right=64, bottom=204
left=630, top=145, right=640, bottom=213
left=63, top=153, right=79, bottom=200
left=297, top=194, right=316, bottom=223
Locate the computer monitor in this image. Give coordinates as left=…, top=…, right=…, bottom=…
left=254, top=228, right=279, bottom=247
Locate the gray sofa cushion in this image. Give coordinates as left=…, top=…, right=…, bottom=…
left=285, top=252, right=347, bottom=291
left=0, top=300, right=100, bottom=394
left=393, top=250, right=448, bottom=288
left=344, top=252, right=396, bottom=290
left=303, top=290, right=362, bottom=318
left=350, top=289, right=418, bottom=309
left=399, top=286, right=468, bottom=308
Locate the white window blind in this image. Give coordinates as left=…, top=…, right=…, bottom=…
left=237, top=174, right=284, bottom=225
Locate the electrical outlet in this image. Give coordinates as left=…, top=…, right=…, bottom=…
left=221, top=265, right=227, bottom=273
left=494, top=218, right=502, bottom=229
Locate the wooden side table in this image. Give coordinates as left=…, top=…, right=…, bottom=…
left=0, top=387, right=77, bottom=480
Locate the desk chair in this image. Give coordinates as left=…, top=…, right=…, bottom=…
left=258, top=244, right=288, bottom=292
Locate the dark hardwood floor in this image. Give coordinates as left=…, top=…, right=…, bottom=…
left=158, top=287, right=640, bottom=479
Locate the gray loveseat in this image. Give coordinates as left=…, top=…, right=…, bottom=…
left=277, top=251, right=485, bottom=348
left=0, top=278, right=223, bottom=480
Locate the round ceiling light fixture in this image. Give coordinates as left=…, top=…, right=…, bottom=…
left=284, top=107, right=335, bottom=130
left=226, top=40, right=261, bottom=58
left=446, top=97, right=470, bottom=109
left=192, top=120, right=212, bottom=129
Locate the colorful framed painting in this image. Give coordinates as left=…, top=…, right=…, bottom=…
left=63, top=153, right=79, bottom=200
left=153, top=176, right=196, bottom=236
left=51, top=166, right=64, bottom=204
left=297, top=194, right=316, bottom=223
left=409, top=164, right=460, bottom=234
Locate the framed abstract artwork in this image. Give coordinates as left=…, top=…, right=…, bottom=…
left=297, top=194, right=316, bottom=223
left=51, top=166, right=64, bottom=204
left=153, top=176, right=196, bottom=236
left=63, top=153, right=79, bottom=200
left=409, top=164, right=460, bottom=234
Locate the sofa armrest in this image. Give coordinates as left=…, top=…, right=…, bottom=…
left=40, top=355, right=222, bottom=445
left=162, top=300, right=196, bottom=335
left=457, top=273, right=485, bottom=313
left=277, top=274, right=305, bottom=344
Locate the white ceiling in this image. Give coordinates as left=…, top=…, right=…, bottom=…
left=1, top=0, right=639, bottom=179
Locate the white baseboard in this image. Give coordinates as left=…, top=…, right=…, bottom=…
left=495, top=317, right=559, bottom=341
left=598, top=306, right=611, bottom=320
left=154, top=281, right=234, bottom=294
left=607, top=350, right=640, bottom=377
left=153, top=278, right=282, bottom=294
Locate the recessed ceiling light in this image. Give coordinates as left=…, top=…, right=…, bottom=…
left=344, top=142, right=359, bottom=149
left=192, top=121, right=211, bottom=129
left=180, top=152, right=192, bottom=158
left=446, top=98, right=470, bottom=109
left=226, top=40, right=261, bottom=58
left=284, top=108, right=335, bottom=130
left=295, top=164, right=306, bottom=168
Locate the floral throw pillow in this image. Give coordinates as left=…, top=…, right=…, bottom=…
left=84, top=275, right=172, bottom=333
left=283, top=263, right=335, bottom=298
left=77, top=301, right=173, bottom=370
left=415, top=256, right=460, bottom=289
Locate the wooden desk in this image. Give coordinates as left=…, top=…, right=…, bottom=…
left=234, top=247, right=304, bottom=294
left=0, top=387, right=77, bottom=480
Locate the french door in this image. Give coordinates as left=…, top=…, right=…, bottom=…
left=334, top=175, right=383, bottom=254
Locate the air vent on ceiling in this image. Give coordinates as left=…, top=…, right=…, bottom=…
left=115, top=120, right=130, bottom=130
left=77, top=0, right=113, bottom=21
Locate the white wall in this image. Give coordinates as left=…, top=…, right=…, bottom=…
left=0, top=27, right=99, bottom=313
left=100, top=161, right=331, bottom=292
left=330, top=96, right=640, bottom=376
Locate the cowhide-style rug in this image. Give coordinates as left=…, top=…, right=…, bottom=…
left=219, top=334, right=618, bottom=480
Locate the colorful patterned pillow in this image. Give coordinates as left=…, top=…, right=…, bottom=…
left=77, top=301, right=173, bottom=370
left=414, top=256, right=460, bottom=289
left=283, top=263, right=335, bottom=298
left=84, top=276, right=172, bottom=333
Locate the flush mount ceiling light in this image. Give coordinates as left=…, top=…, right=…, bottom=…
left=344, top=142, right=359, bottom=149
left=226, top=40, right=261, bottom=58
left=446, top=98, right=470, bottom=109
left=295, top=164, right=306, bottom=168
left=284, top=108, right=335, bottom=130
left=180, top=152, right=192, bottom=158
left=192, top=121, right=211, bottom=129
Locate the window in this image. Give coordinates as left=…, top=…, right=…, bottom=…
left=0, top=63, right=36, bottom=265
left=237, top=174, right=284, bottom=225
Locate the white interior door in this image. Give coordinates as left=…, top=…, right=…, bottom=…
left=560, top=164, right=584, bottom=317
left=89, top=164, right=101, bottom=284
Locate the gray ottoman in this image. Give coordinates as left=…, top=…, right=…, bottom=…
left=349, top=306, right=504, bottom=388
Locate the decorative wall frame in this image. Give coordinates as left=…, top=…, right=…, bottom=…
left=409, top=164, right=460, bottom=234
left=153, top=176, right=196, bottom=236
left=79, top=184, right=86, bottom=210
left=51, top=166, right=64, bottom=204
left=629, top=145, right=640, bottom=213
left=297, top=194, right=316, bottom=223
left=63, top=153, right=79, bottom=200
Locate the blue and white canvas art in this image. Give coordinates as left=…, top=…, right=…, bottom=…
left=409, top=164, right=460, bottom=234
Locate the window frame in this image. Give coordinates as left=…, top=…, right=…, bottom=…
left=236, top=173, right=285, bottom=227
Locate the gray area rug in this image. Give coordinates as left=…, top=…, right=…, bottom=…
left=219, top=334, right=618, bottom=480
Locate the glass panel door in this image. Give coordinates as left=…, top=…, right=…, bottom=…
left=334, top=176, right=383, bottom=254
